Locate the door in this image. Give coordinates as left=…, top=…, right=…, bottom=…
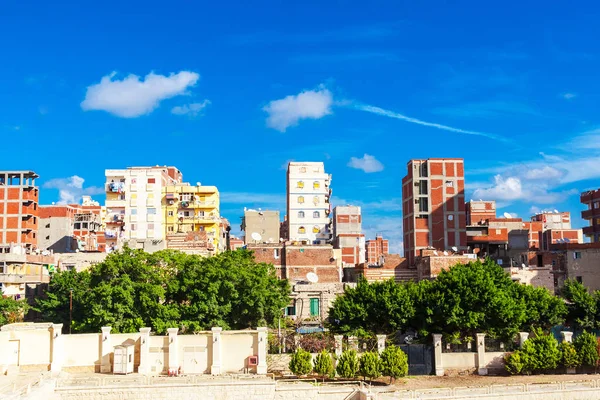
left=399, top=344, right=433, bottom=375
left=182, top=346, right=207, bottom=374
left=113, top=347, right=127, bottom=374
left=8, top=340, right=19, bottom=366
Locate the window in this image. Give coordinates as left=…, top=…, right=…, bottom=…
left=297, top=181, right=304, bottom=189
left=168, top=226, right=174, bottom=232
left=148, top=223, right=154, bottom=230
left=313, top=211, right=320, bottom=218
left=418, top=197, right=428, bottom=213
left=298, top=211, right=305, bottom=218
left=147, top=193, right=155, bottom=201
left=197, top=211, right=205, bottom=217
left=576, top=276, right=583, bottom=284
left=574, top=252, right=582, bottom=259
left=183, top=211, right=191, bottom=217
left=313, top=181, right=320, bottom=189
left=82, top=222, right=88, bottom=229
left=309, top=298, right=320, bottom=317
left=418, top=180, right=428, bottom=195
left=300, top=167, right=306, bottom=173
left=419, top=163, right=428, bottom=177
left=274, top=248, right=280, bottom=259
left=298, top=196, right=305, bottom=204
left=445, top=180, right=454, bottom=188
left=312, top=226, right=320, bottom=233
left=168, top=211, right=174, bottom=217
left=131, top=178, right=137, bottom=184
left=34, top=203, right=37, bottom=210
left=131, top=209, right=137, bottom=215
left=147, top=178, right=156, bottom=184
left=74, top=223, right=81, bottom=229
left=594, top=202, right=600, bottom=209
left=130, top=194, right=138, bottom=200
left=130, top=224, right=137, bottom=231
left=285, top=303, right=296, bottom=316
left=147, top=208, right=156, bottom=215
left=313, top=196, right=319, bottom=204
left=45, top=223, right=50, bottom=228
left=537, top=254, right=543, bottom=267
left=32, top=233, right=36, bottom=239
left=496, top=229, right=501, bottom=235
left=298, top=226, right=306, bottom=234
left=33, top=217, right=36, bottom=224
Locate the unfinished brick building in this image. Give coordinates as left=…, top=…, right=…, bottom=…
left=581, top=188, right=600, bottom=242
left=0, top=171, right=39, bottom=253
left=365, top=234, right=389, bottom=265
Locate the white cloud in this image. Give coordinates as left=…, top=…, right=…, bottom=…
left=43, top=175, right=103, bottom=204
left=171, top=100, right=211, bottom=117
left=263, top=86, right=333, bottom=131
left=472, top=174, right=575, bottom=205
left=523, top=166, right=562, bottom=180
left=81, top=71, right=200, bottom=118
left=347, top=154, right=384, bottom=173
left=562, top=93, right=577, bottom=100
left=473, top=175, right=523, bottom=201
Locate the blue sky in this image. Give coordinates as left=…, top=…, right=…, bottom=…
left=2, top=1, right=600, bottom=253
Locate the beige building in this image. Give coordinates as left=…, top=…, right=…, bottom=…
left=561, top=244, right=600, bottom=291
left=241, top=209, right=280, bottom=244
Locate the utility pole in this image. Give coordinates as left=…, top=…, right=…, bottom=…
left=69, top=288, right=73, bottom=334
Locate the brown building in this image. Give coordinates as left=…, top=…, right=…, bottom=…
left=581, top=189, right=600, bottom=242
left=466, top=200, right=496, bottom=226
left=402, top=158, right=466, bottom=266
left=355, top=254, right=417, bottom=282
left=240, top=209, right=280, bottom=244
left=331, top=206, right=365, bottom=267
left=365, top=234, right=389, bottom=265
left=0, top=171, right=39, bottom=253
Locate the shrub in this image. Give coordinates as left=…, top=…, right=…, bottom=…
left=559, top=341, right=580, bottom=369
left=313, top=350, right=334, bottom=382
left=336, top=350, right=360, bottom=378
left=505, top=351, right=528, bottom=375
left=359, top=351, right=382, bottom=383
left=289, top=348, right=312, bottom=376
left=574, top=331, right=599, bottom=368
left=521, top=329, right=561, bottom=373
left=380, top=345, right=408, bottom=382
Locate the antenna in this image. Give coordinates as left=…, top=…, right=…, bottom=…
left=451, top=246, right=458, bottom=252
left=503, top=212, right=512, bottom=219
left=251, top=232, right=262, bottom=242
left=306, top=272, right=318, bottom=283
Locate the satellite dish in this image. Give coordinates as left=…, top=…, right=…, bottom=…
left=554, top=209, right=559, bottom=213
left=433, top=250, right=438, bottom=256
left=451, top=246, right=458, bottom=252
left=521, top=263, right=526, bottom=269
left=564, top=238, right=570, bottom=243
left=251, top=232, right=262, bottom=242
left=443, top=251, right=448, bottom=256
left=503, top=212, right=512, bottom=219
left=306, top=272, right=318, bottom=283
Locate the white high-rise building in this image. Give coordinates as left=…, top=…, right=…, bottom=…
left=286, top=162, right=332, bottom=243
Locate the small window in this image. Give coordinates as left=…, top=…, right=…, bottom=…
left=33, top=217, right=37, bottom=224
left=496, top=229, right=501, bottom=235
left=298, top=226, right=306, bottom=234
left=574, top=252, right=582, bottom=259
left=298, top=196, right=305, bottom=204
left=313, top=181, right=320, bottom=189
left=131, top=209, right=137, bottom=215
left=131, top=194, right=138, bottom=200
left=445, top=180, right=454, bottom=188
left=576, top=276, right=583, bottom=284
left=594, top=202, right=600, bottom=209
left=148, top=223, right=154, bottom=230
left=313, top=211, right=320, bottom=218
left=148, top=193, right=155, bottom=200
left=147, top=208, right=156, bottom=215
left=148, top=178, right=156, bottom=184
left=312, top=226, right=320, bottom=233
left=168, top=226, right=174, bottom=232
left=297, top=181, right=304, bottom=189
left=74, top=223, right=81, bottom=229
left=45, top=236, right=50, bottom=240
left=82, top=222, right=88, bottom=229
left=34, top=203, right=37, bottom=210
left=131, top=224, right=137, bottom=231
left=313, top=196, right=319, bottom=204
left=418, top=180, right=428, bottom=195
left=298, top=211, right=305, bottom=218
left=168, top=211, right=174, bottom=216
left=131, top=178, right=137, bottom=184
left=129, top=354, right=132, bottom=363
left=300, top=167, right=306, bottom=173
left=274, top=248, right=280, bottom=259
left=418, top=197, right=428, bottom=213
left=45, top=223, right=50, bottom=228
left=33, top=232, right=36, bottom=238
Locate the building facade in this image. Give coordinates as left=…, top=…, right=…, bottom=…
left=286, top=162, right=332, bottom=244
left=0, top=171, right=39, bottom=253
left=402, top=158, right=467, bottom=266
left=365, top=234, right=389, bottom=266
left=581, top=189, right=600, bottom=242
left=241, top=209, right=280, bottom=244
left=466, top=200, right=496, bottom=226
left=331, top=206, right=365, bottom=267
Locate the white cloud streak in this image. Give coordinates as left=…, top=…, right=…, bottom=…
left=43, top=175, right=104, bottom=204
left=347, top=154, right=384, bottom=173
left=263, top=86, right=333, bottom=132
left=81, top=71, right=200, bottom=118
left=171, top=100, right=211, bottom=117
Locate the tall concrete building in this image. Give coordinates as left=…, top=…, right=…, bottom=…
left=241, top=209, right=280, bottom=244
left=402, top=158, right=466, bottom=266
left=105, top=166, right=182, bottom=252
left=331, top=206, right=365, bottom=266
left=581, top=189, right=600, bottom=242
left=286, top=162, right=332, bottom=244
left=0, top=171, right=39, bottom=253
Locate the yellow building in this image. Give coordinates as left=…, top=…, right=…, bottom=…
left=162, top=183, right=221, bottom=254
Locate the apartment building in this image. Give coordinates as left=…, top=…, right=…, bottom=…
left=0, top=171, right=39, bottom=253
left=241, top=209, right=280, bottom=244
left=163, top=183, right=220, bottom=254
left=581, top=188, right=600, bottom=242
left=365, top=234, right=389, bottom=266
left=105, top=166, right=182, bottom=252
left=402, top=159, right=466, bottom=266
left=331, top=206, right=365, bottom=267
left=465, top=200, right=496, bottom=225
left=286, top=162, right=332, bottom=244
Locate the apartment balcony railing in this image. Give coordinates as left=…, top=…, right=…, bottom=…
left=581, top=209, right=599, bottom=220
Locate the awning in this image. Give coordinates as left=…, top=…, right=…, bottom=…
left=165, top=193, right=175, bottom=200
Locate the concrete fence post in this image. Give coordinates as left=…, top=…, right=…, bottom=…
left=376, top=335, right=386, bottom=354
left=433, top=334, right=443, bottom=376
left=50, top=323, right=64, bottom=373
left=138, top=327, right=151, bottom=374
left=257, top=327, right=268, bottom=375
left=476, top=333, right=487, bottom=376
left=100, top=327, right=112, bottom=373
left=210, top=327, right=222, bottom=375
left=561, top=331, right=573, bottom=343
left=518, top=332, right=529, bottom=348
left=334, top=335, right=343, bottom=358
left=167, top=328, right=179, bottom=375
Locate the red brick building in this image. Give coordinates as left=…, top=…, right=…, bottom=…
left=365, top=234, right=389, bottom=265
left=331, top=206, right=365, bottom=267
left=581, top=189, right=600, bottom=243
left=0, top=171, right=39, bottom=253
left=402, top=158, right=466, bottom=266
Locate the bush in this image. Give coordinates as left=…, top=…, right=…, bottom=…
left=380, top=345, right=408, bottom=382
left=574, top=331, right=599, bottom=368
left=359, top=351, right=382, bottom=383
left=505, top=351, right=528, bottom=375
left=521, top=329, right=561, bottom=373
left=313, top=350, right=334, bottom=382
left=559, top=341, right=580, bottom=369
left=336, top=350, right=360, bottom=378
left=289, top=348, right=312, bottom=376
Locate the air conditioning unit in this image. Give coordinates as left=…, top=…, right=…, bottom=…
left=248, top=356, right=258, bottom=366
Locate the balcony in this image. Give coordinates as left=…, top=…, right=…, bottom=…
left=583, top=226, right=599, bottom=236
left=106, top=182, right=125, bottom=194
left=0, top=273, right=50, bottom=284
left=106, top=199, right=125, bottom=208
left=582, top=209, right=600, bottom=220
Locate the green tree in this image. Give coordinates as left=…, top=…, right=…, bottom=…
left=520, top=328, right=561, bottom=373
left=562, top=280, right=598, bottom=330
left=516, top=284, right=567, bottom=331
left=0, top=297, right=30, bottom=327
left=574, top=331, right=599, bottom=368
left=313, top=350, right=334, bottom=382
left=289, top=348, right=312, bottom=376
left=336, top=350, right=360, bottom=379
left=380, top=345, right=408, bottom=383
left=359, top=351, right=382, bottom=383
left=559, top=341, right=580, bottom=369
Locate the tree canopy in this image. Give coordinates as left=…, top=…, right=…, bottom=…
left=36, top=248, right=290, bottom=334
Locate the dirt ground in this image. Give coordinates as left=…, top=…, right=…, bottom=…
left=388, top=373, right=600, bottom=390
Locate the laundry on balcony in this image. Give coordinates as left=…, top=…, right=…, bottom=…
left=108, top=181, right=125, bottom=193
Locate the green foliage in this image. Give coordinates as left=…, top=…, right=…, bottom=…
left=36, top=249, right=290, bottom=334
left=559, top=341, right=580, bottom=369
left=380, top=345, right=408, bottom=382
left=289, top=348, right=312, bottom=376
left=359, top=351, right=382, bottom=382
left=574, top=331, right=599, bottom=367
left=521, top=329, right=561, bottom=374
left=516, top=284, right=567, bottom=331
left=0, top=297, right=30, bottom=326
left=313, top=350, right=334, bottom=381
left=336, top=350, right=360, bottom=379
left=563, top=280, right=598, bottom=330
left=504, top=351, right=527, bottom=375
